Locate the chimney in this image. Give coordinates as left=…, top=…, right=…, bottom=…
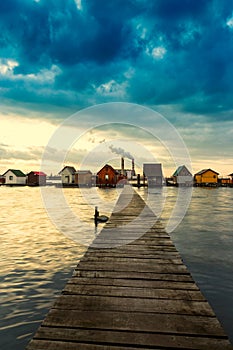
left=132, top=158, right=135, bottom=176
left=121, top=157, right=124, bottom=175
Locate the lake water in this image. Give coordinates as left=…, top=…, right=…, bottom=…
left=0, top=186, right=233, bottom=349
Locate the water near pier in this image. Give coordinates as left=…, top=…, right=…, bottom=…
left=0, top=186, right=233, bottom=349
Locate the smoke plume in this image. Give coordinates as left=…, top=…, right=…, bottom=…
left=109, top=145, right=133, bottom=160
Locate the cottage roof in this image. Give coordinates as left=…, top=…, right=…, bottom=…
left=59, top=166, right=76, bottom=174
left=28, top=171, right=47, bottom=176
left=173, top=165, right=192, bottom=177
left=3, top=169, right=26, bottom=177
left=143, top=163, right=163, bottom=177
left=195, top=168, right=219, bottom=176
left=97, top=164, right=119, bottom=175
left=173, top=165, right=183, bottom=176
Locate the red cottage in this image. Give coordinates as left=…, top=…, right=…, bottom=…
left=97, top=164, right=120, bottom=187
left=27, top=171, right=47, bottom=186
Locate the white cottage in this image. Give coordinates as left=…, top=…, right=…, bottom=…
left=173, top=165, right=193, bottom=186
left=59, top=166, right=76, bottom=184
left=3, top=169, right=26, bottom=185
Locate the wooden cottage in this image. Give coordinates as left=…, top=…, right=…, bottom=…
left=3, top=169, right=26, bottom=185
left=97, top=164, right=121, bottom=187
left=27, top=171, right=47, bottom=186
left=219, top=173, right=233, bottom=186
left=194, top=168, right=219, bottom=186
left=59, top=166, right=76, bottom=185
left=172, top=165, right=193, bottom=186
left=75, top=170, right=92, bottom=187
left=219, top=177, right=232, bottom=186
left=143, top=163, right=163, bottom=186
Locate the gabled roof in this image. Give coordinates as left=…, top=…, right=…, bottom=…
left=3, top=169, right=26, bottom=177
left=229, top=173, right=233, bottom=177
left=195, top=168, right=219, bottom=176
left=173, top=165, right=192, bottom=177
left=173, top=165, right=183, bottom=176
left=27, top=171, right=47, bottom=176
left=59, top=166, right=76, bottom=174
left=143, top=163, right=162, bottom=177
left=34, top=171, right=46, bottom=176
left=97, top=164, right=119, bottom=175
left=28, top=171, right=47, bottom=176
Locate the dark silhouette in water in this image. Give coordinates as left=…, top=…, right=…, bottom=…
left=94, top=206, right=108, bottom=226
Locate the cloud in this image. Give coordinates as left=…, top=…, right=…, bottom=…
left=0, top=0, right=233, bottom=120
left=0, top=143, right=44, bottom=162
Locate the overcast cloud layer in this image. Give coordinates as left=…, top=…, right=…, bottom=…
left=1, top=0, right=233, bottom=119
left=1, top=0, right=233, bottom=176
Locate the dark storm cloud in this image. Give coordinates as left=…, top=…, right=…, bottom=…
left=0, top=0, right=233, bottom=118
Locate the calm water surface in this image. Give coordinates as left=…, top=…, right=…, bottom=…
left=0, top=186, right=233, bottom=349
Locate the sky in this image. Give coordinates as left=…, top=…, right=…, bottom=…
left=1, top=0, right=233, bottom=176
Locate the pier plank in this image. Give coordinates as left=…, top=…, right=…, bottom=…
left=80, top=256, right=183, bottom=264
left=83, top=251, right=181, bottom=258
left=30, top=327, right=233, bottom=350
left=73, top=269, right=194, bottom=281
left=26, top=339, right=159, bottom=350
left=42, top=309, right=226, bottom=336
left=67, top=277, right=199, bottom=290
left=75, top=261, right=189, bottom=273
left=63, top=283, right=204, bottom=300
left=26, top=187, right=233, bottom=350
left=52, top=294, right=215, bottom=316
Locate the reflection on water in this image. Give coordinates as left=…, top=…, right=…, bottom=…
left=0, top=186, right=233, bottom=349
left=40, top=186, right=122, bottom=245
left=0, top=187, right=87, bottom=350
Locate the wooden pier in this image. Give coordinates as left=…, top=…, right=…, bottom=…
left=27, top=187, right=233, bottom=350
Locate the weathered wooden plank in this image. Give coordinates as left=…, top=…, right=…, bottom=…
left=30, top=326, right=233, bottom=350
left=105, top=223, right=167, bottom=229
left=73, top=269, right=193, bottom=280
left=62, top=284, right=205, bottom=300
left=104, top=228, right=168, bottom=236
left=85, top=251, right=180, bottom=258
left=84, top=251, right=181, bottom=259
left=93, top=233, right=171, bottom=240
left=75, top=261, right=189, bottom=274
left=80, top=256, right=183, bottom=265
left=52, top=294, right=215, bottom=316
left=42, top=309, right=227, bottom=337
left=90, top=243, right=174, bottom=248
left=92, top=239, right=174, bottom=245
left=27, top=339, right=157, bottom=350
left=67, top=277, right=199, bottom=290
left=88, top=245, right=178, bottom=252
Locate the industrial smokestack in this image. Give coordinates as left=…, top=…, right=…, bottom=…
left=121, top=157, right=124, bottom=175
left=132, top=158, right=135, bottom=176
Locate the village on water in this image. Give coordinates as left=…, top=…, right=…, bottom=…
left=1, top=156, right=233, bottom=188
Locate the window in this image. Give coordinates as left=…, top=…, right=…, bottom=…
left=9, top=176, right=13, bottom=181
left=105, top=174, right=109, bottom=180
